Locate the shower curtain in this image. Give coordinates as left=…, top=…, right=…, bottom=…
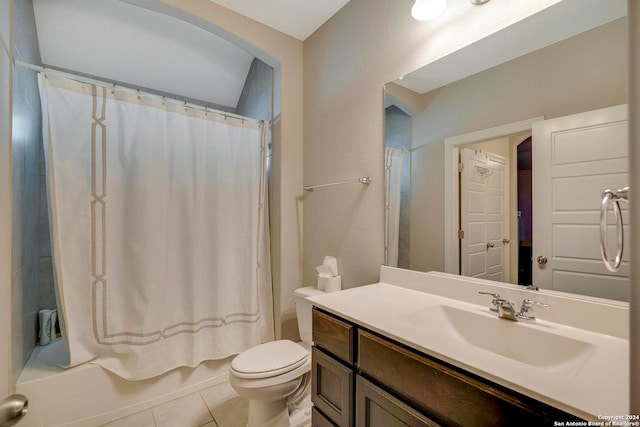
left=384, top=148, right=404, bottom=267
left=39, top=74, right=274, bottom=380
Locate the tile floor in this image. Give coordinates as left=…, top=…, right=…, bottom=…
left=100, top=381, right=248, bottom=427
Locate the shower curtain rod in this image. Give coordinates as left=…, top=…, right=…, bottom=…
left=14, top=59, right=263, bottom=125
left=303, top=176, right=372, bottom=192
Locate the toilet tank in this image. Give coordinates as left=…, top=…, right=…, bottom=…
left=293, top=286, right=325, bottom=344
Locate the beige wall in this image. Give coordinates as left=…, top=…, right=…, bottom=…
left=409, top=17, right=627, bottom=274
left=0, top=0, right=13, bottom=395
left=302, top=0, right=566, bottom=288
left=157, top=0, right=304, bottom=339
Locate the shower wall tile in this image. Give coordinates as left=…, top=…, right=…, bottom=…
left=11, top=76, right=25, bottom=164
left=24, top=102, right=39, bottom=201
left=399, top=192, right=410, bottom=241
left=398, top=239, right=410, bottom=270
left=38, top=257, right=56, bottom=309
left=401, top=152, right=411, bottom=194
left=10, top=269, right=23, bottom=375
left=10, top=267, right=38, bottom=382
left=11, top=159, right=24, bottom=273
left=384, top=105, right=411, bottom=269
left=0, top=0, right=9, bottom=54
left=37, top=174, right=50, bottom=257
left=236, top=58, right=272, bottom=123
left=13, top=0, right=41, bottom=64
left=11, top=0, right=48, bottom=384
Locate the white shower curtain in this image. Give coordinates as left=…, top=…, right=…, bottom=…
left=384, top=148, right=404, bottom=267
left=40, top=74, right=274, bottom=380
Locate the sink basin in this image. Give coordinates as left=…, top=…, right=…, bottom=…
left=400, top=304, right=595, bottom=369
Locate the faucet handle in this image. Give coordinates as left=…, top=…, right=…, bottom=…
left=478, top=291, right=501, bottom=299
left=478, top=291, right=501, bottom=312
left=516, top=298, right=550, bottom=321
left=521, top=298, right=550, bottom=310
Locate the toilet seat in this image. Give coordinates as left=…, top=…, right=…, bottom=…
left=231, top=340, right=308, bottom=380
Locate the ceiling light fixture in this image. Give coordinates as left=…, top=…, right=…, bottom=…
left=411, top=0, right=447, bottom=21
left=411, top=0, right=490, bottom=21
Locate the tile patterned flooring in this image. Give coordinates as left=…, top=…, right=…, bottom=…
left=100, top=381, right=248, bottom=427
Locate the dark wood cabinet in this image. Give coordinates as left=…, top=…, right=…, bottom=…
left=311, top=307, right=584, bottom=427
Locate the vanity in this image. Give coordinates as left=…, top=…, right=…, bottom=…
left=308, top=267, right=629, bottom=426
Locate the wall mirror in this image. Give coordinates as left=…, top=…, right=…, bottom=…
left=383, top=0, right=630, bottom=302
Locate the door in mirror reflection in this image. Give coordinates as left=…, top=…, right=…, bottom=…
left=460, top=148, right=509, bottom=282
left=532, top=104, right=629, bottom=301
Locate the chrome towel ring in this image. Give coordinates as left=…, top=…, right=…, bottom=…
left=599, top=187, right=629, bottom=272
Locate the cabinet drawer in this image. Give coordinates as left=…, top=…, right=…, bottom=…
left=356, top=374, right=441, bottom=427
left=357, top=329, right=580, bottom=427
left=312, top=347, right=354, bottom=427
left=313, top=307, right=355, bottom=364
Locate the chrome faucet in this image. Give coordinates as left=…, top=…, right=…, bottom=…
left=478, top=292, right=550, bottom=322
left=478, top=292, right=517, bottom=320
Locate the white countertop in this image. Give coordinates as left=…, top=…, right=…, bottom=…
left=308, top=275, right=629, bottom=421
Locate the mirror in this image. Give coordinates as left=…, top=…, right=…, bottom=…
left=383, top=0, right=629, bottom=301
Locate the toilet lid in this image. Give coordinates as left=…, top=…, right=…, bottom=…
left=231, top=340, right=308, bottom=379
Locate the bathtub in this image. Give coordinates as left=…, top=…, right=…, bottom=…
left=15, top=340, right=232, bottom=427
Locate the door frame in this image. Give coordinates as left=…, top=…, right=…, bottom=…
left=444, top=116, right=544, bottom=278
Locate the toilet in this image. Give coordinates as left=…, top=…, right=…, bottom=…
left=229, top=286, right=325, bottom=427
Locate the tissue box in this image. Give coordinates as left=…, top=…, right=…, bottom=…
left=318, top=275, right=342, bottom=293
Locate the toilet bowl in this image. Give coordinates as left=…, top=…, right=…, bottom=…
left=229, top=286, right=325, bottom=427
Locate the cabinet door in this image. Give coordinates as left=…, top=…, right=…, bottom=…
left=313, top=407, right=338, bottom=427
left=312, top=347, right=354, bottom=427
left=356, top=375, right=441, bottom=427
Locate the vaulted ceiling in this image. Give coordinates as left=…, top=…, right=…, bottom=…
left=32, top=0, right=350, bottom=109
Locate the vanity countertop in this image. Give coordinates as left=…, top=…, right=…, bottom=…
left=307, top=271, right=629, bottom=421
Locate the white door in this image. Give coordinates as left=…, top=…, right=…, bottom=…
left=460, top=148, right=509, bottom=281
left=532, top=104, right=629, bottom=300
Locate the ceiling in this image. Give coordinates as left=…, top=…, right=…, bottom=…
left=208, top=0, right=351, bottom=41
left=32, top=0, right=350, bottom=110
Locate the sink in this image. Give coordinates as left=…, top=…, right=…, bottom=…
left=400, top=304, right=595, bottom=369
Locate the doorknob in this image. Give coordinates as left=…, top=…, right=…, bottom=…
left=486, top=242, right=495, bottom=249
left=503, top=238, right=510, bottom=244
left=537, top=256, right=548, bottom=265
left=0, top=394, right=28, bottom=426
